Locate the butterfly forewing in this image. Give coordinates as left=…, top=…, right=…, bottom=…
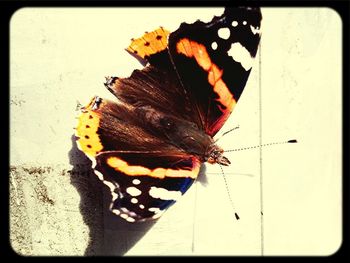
left=168, top=7, right=262, bottom=136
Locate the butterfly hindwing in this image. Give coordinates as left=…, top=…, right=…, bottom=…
left=94, top=151, right=200, bottom=222
left=168, top=7, right=262, bottom=136
left=75, top=97, right=204, bottom=222
left=75, top=96, right=184, bottom=159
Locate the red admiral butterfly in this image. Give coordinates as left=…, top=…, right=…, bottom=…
left=75, top=7, right=262, bottom=222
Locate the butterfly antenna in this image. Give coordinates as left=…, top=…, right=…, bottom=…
left=214, top=125, right=240, bottom=143
left=219, top=164, right=240, bottom=220
left=225, top=139, right=297, bottom=153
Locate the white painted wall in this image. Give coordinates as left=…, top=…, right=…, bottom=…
left=10, top=7, right=342, bottom=256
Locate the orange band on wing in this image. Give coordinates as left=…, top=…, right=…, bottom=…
left=107, top=157, right=200, bottom=179
left=176, top=39, right=236, bottom=112
left=127, top=27, right=170, bottom=59
left=214, top=79, right=236, bottom=111
left=75, top=98, right=104, bottom=158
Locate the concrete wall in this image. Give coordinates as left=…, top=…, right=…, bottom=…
left=10, top=8, right=342, bottom=256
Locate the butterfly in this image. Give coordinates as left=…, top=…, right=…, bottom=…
left=75, top=7, right=262, bottom=222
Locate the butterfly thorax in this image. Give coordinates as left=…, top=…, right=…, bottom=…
left=135, top=105, right=230, bottom=165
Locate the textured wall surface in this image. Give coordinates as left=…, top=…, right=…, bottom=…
left=10, top=8, right=342, bottom=256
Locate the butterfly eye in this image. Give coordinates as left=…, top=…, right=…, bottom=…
left=160, top=118, right=174, bottom=131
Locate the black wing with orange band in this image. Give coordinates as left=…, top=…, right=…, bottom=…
left=168, top=7, right=262, bottom=137
left=93, top=151, right=200, bottom=222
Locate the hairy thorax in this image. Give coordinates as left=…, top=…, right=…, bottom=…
left=135, top=105, right=230, bottom=165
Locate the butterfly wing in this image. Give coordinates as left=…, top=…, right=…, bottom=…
left=107, top=26, right=203, bottom=129
left=94, top=151, right=200, bottom=222
left=104, top=65, right=196, bottom=125
left=75, top=97, right=202, bottom=221
left=168, top=7, right=262, bottom=136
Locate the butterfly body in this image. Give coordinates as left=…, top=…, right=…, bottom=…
left=75, top=7, right=262, bottom=222
left=96, top=92, right=227, bottom=165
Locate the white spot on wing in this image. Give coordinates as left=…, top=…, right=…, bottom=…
left=211, top=42, right=218, bottom=50
left=139, top=204, right=145, bottom=209
left=114, top=207, right=139, bottom=222
left=149, top=187, right=182, bottom=201
left=126, top=217, right=136, bottom=223
left=91, top=158, right=97, bottom=169
left=148, top=207, right=161, bottom=213
left=103, top=180, right=115, bottom=191
left=126, top=187, right=142, bottom=196
left=112, top=209, right=120, bottom=215
left=120, top=207, right=128, bottom=213
left=94, top=170, right=104, bottom=180
left=111, top=192, right=118, bottom=202
left=250, top=25, right=261, bottom=35
left=227, top=42, right=253, bottom=71
left=99, top=178, right=120, bottom=208
left=131, top=198, right=138, bottom=204
left=120, top=214, right=128, bottom=219
left=132, top=179, right=141, bottom=185
left=232, top=21, right=238, bottom=27
left=152, top=212, right=164, bottom=219
left=128, top=211, right=137, bottom=217
left=243, top=21, right=247, bottom=25
left=217, top=27, right=230, bottom=40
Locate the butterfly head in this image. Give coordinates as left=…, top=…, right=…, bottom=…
left=206, top=145, right=231, bottom=166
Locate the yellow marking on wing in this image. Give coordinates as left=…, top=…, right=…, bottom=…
left=127, top=27, right=170, bottom=59
left=75, top=98, right=104, bottom=158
